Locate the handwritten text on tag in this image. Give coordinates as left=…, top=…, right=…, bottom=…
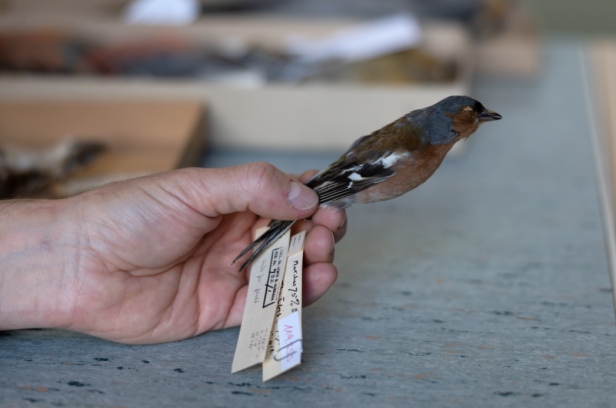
left=277, top=311, right=302, bottom=371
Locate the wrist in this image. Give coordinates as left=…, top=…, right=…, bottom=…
left=0, top=199, right=78, bottom=330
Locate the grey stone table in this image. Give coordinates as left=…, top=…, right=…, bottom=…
left=2, top=41, right=615, bottom=408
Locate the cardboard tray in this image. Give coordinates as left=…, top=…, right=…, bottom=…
left=0, top=12, right=473, bottom=151
left=0, top=100, right=206, bottom=196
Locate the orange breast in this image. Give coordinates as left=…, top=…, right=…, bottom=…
left=355, top=143, right=455, bottom=204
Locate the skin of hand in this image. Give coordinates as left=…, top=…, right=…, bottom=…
left=0, top=162, right=346, bottom=344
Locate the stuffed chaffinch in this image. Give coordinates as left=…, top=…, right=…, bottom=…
left=233, top=95, right=502, bottom=271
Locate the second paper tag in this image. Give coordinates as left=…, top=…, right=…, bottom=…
left=262, top=231, right=305, bottom=381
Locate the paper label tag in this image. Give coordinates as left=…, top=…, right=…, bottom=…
left=288, top=230, right=306, bottom=256
left=262, top=231, right=305, bottom=381
left=278, top=311, right=302, bottom=371
left=231, top=228, right=291, bottom=373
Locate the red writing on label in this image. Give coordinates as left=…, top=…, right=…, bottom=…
left=282, top=324, right=295, bottom=362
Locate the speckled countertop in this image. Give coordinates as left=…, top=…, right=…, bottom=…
left=1, top=41, right=615, bottom=408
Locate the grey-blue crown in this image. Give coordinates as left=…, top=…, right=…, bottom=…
left=406, top=95, right=483, bottom=145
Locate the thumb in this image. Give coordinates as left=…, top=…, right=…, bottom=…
left=163, top=162, right=319, bottom=220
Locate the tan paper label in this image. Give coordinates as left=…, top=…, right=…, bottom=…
left=262, top=231, right=305, bottom=381
left=231, top=227, right=291, bottom=373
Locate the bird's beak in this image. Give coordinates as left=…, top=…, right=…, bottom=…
left=478, top=108, right=502, bottom=122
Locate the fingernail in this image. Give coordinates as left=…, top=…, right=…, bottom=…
left=339, top=213, right=347, bottom=229
left=288, top=181, right=318, bottom=210
left=330, top=230, right=336, bottom=255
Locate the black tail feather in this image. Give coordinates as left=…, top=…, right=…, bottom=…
left=233, top=220, right=296, bottom=271
left=232, top=230, right=270, bottom=264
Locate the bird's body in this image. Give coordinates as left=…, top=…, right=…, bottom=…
left=234, top=96, right=502, bottom=270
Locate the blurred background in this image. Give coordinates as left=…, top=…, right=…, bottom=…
left=521, top=0, right=616, bottom=35
left=0, top=0, right=614, bottom=198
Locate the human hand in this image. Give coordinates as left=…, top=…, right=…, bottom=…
left=0, top=163, right=346, bottom=344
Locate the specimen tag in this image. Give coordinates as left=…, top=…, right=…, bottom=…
left=231, top=227, right=291, bottom=373
left=278, top=311, right=302, bottom=371
left=262, top=231, right=305, bottom=381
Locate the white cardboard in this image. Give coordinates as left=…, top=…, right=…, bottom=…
left=124, top=0, right=199, bottom=26
left=288, top=14, right=423, bottom=64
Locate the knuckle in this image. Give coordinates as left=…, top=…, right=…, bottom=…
left=180, top=166, right=201, bottom=180
left=247, top=161, right=278, bottom=193
left=172, top=167, right=203, bottom=185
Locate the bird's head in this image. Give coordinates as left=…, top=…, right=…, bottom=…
left=409, top=95, right=502, bottom=145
